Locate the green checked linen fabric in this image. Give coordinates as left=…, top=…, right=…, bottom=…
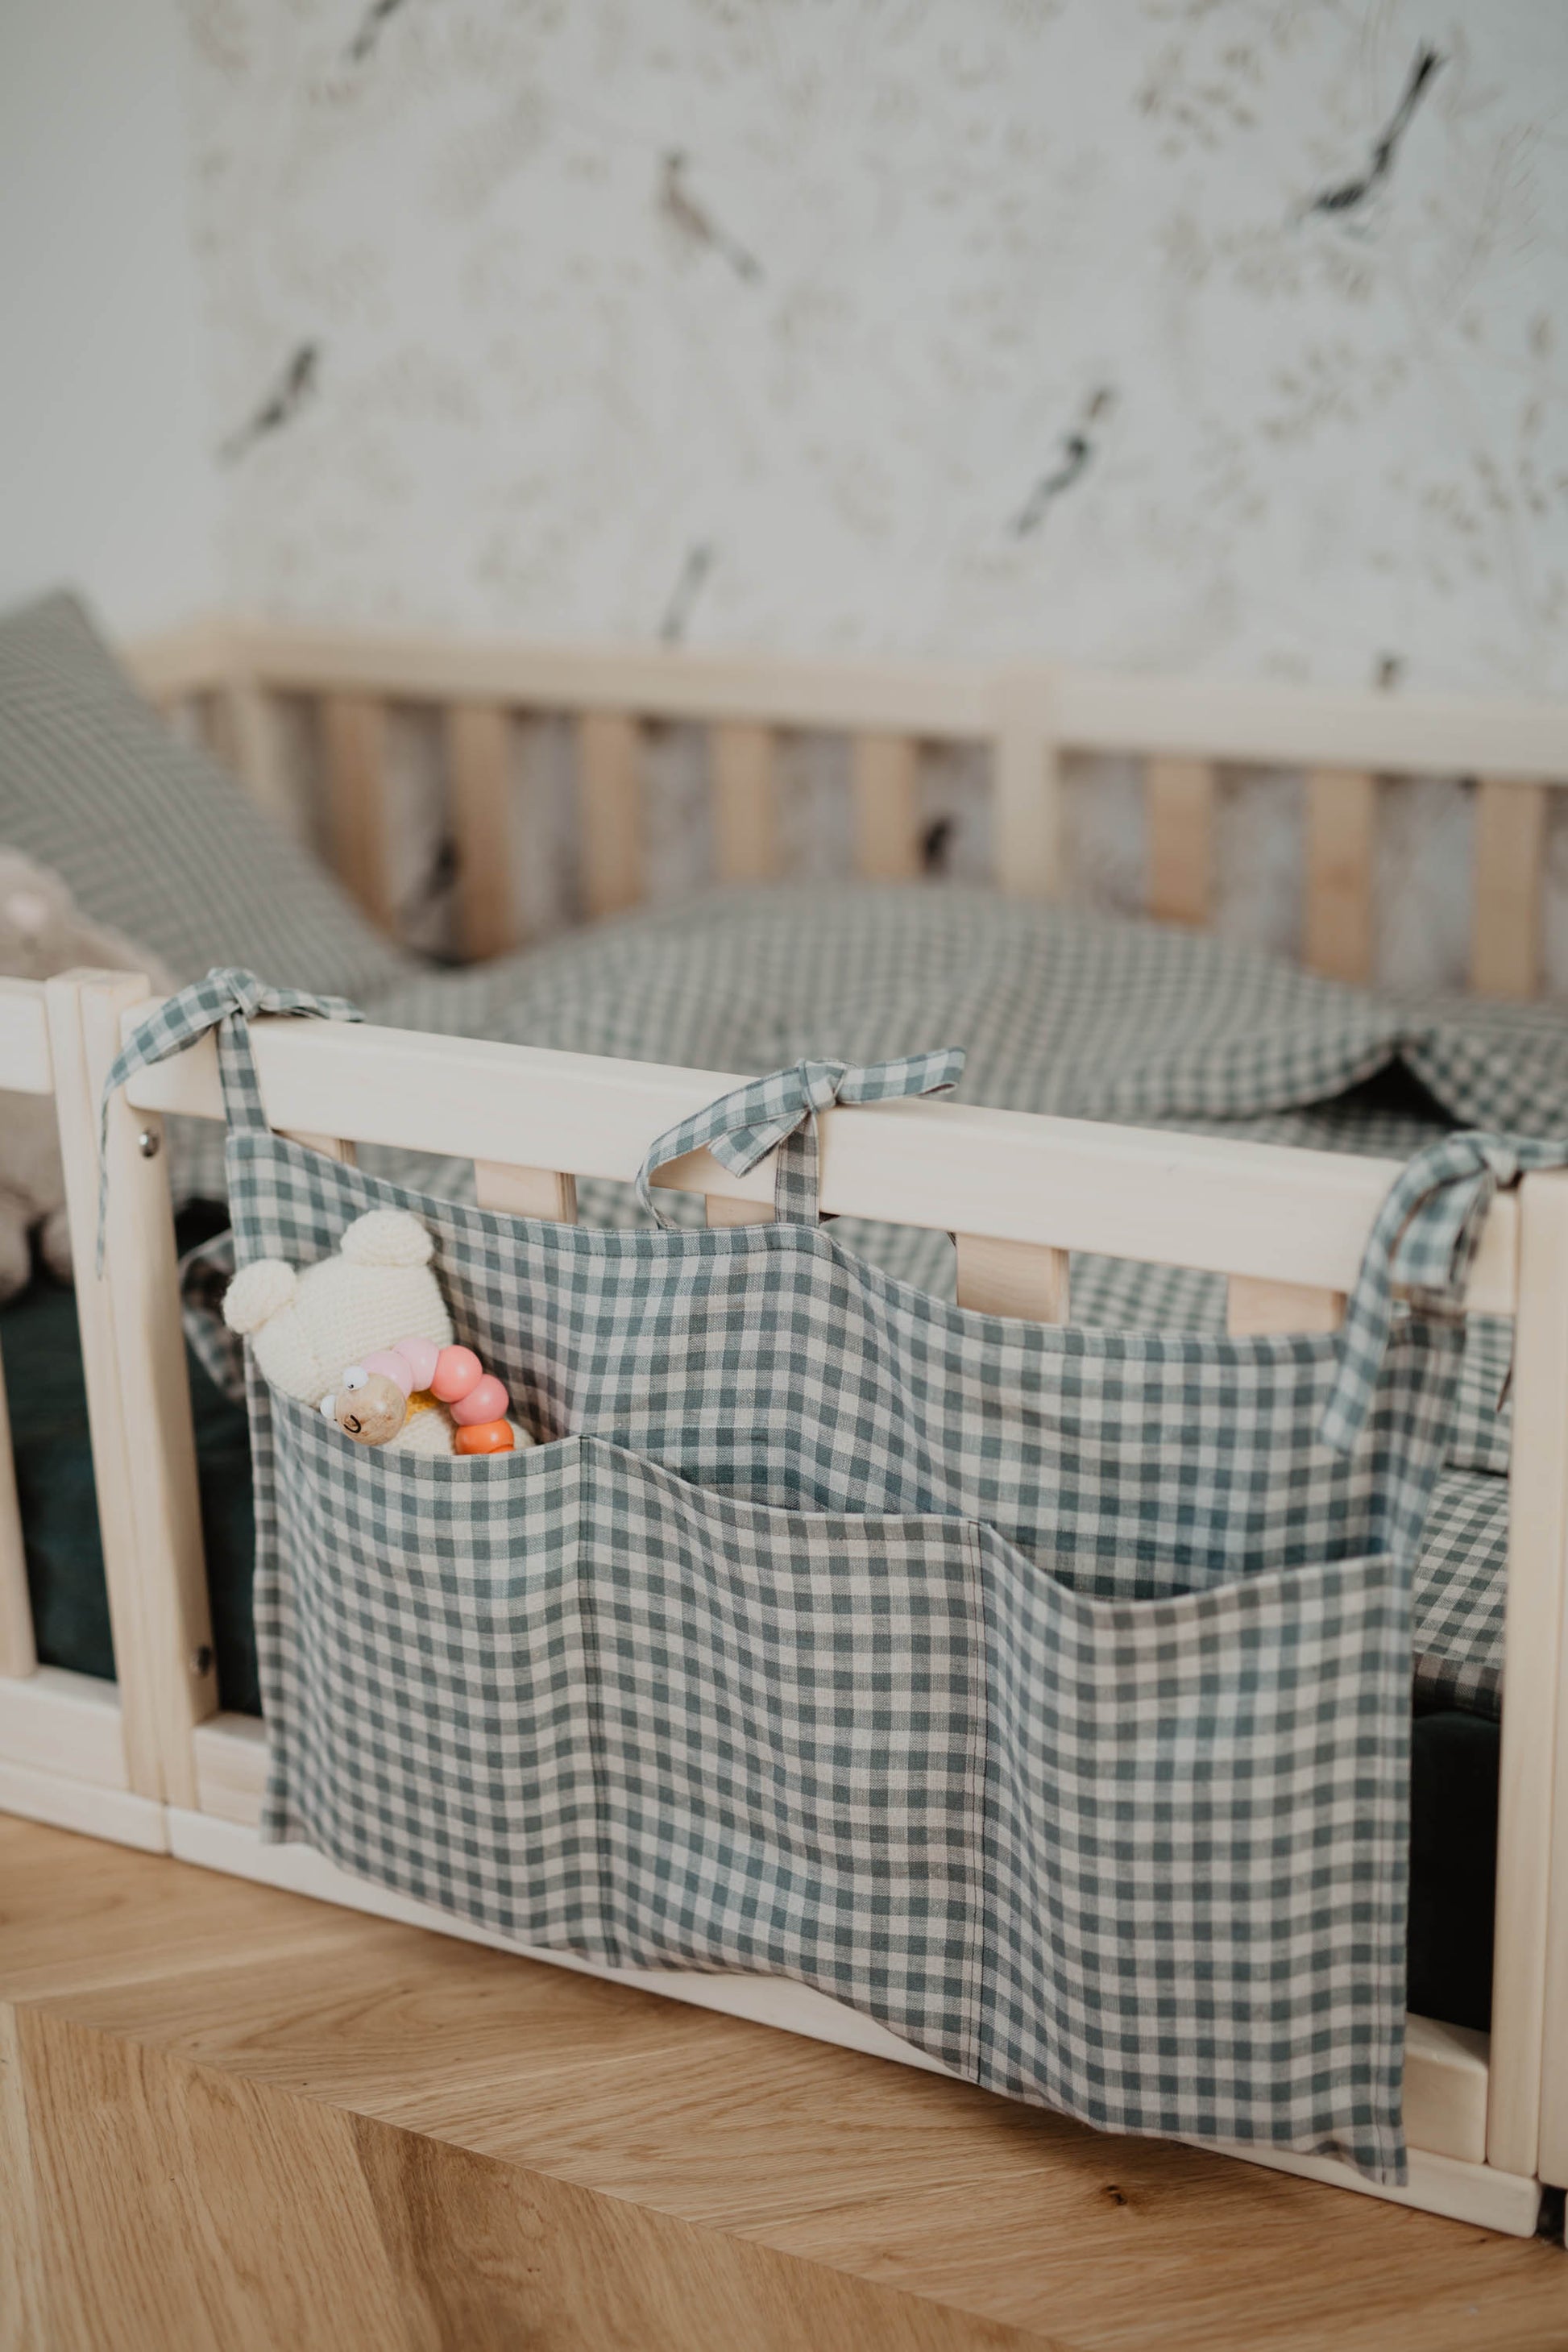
left=104, top=973, right=1553, bottom=2186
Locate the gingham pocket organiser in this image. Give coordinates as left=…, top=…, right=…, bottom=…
left=104, top=976, right=1553, bottom=2186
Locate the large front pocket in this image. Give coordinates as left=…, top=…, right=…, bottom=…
left=263, top=1400, right=1408, bottom=2180
left=263, top=1404, right=989, bottom=2077
left=981, top=1528, right=1410, bottom=2180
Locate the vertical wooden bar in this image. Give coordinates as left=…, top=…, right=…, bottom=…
left=1488, top=1170, right=1568, bottom=2178
left=321, top=695, right=395, bottom=932
left=280, top=1135, right=356, bottom=1164
left=576, top=713, right=642, bottom=920
left=45, top=972, right=218, bottom=1807
left=223, top=682, right=299, bottom=837
left=993, top=674, right=1062, bottom=900
left=706, top=1196, right=774, bottom=1227
left=0, top=1330, right=37, bottom=1679
left=446, top=703, right=517, bottom=962
left=1226, top=1277, right=1345, bottom=1335
left=1304, top=768, right=1377, bottom=985
left=710, top=723, right=778, bottom=883
left=954, top=1236, right=1069, bottom=1322
left=1145, top=757, right=1216, bottom=926
left=473, top=1164, right=578, bottom=1223
left=852, top=734, right=922, bottom=881
left=1471, top=779, right=1547, bottom=1000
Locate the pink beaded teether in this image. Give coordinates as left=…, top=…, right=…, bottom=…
left=322, top=1334, right=513, bottom=1452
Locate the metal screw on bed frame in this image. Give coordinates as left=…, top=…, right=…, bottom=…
left=136, top=1129, right=160, bottom=1159
left=192, top=1646, right=214, bottom=1678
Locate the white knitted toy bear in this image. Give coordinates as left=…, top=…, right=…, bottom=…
left=219, top=1213, right=533, bottom=1449
left=223, top=1209, right=454, bottom=1414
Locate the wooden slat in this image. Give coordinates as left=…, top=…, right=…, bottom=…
left=192, top=1711, right=269, bottom=1827
left=710, top=723, right=778, bottom=883
left=1146, top=757, right=1216, bottom=926
left=321, top=695, right=394, bottom=931
left=48, top=972, right=218, bottom=1810
left=222, top=682, right=298, bottom=836
left=954, top=1236, right=1069, bottom=1322
left=1304, top=768, right=1377, bottom=984
left=1471, top=778, right=1547, bottom=1000
left=1404, top=2017, right=1490, bottom=2168
left=446, top=703, right=517, bottom=961
left=852, top=734, right=922, bottom=881
left=706, top=1197, right=774, bottom=1228
left=1226, top=1276, right=1346, bottom=1336
left=0, top=1329, right=35, bottom=1680
left=993, top=675, right=1062, bottom=899
left=1488, top=1169, right=1568, bottom=2177
left=0, top=1667, right=127, bottom=1789
left=473, top=1163, right=578, bottom=1222
left=280, top=1134, right=355, bottom=1164
left=576, top=713, right=642, bottom=919
left=121, top=1013, right=1521, bottom=1313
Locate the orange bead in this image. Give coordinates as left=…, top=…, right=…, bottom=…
left=431, top=1345, right=483, bottom=1402
left=454, top=1417, right=514, bottom=1456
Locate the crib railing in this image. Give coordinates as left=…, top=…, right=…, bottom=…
left=128, top=620, right=1568, bottom=996
left=0, top=977, right=171, bottom=1847
left=0, top=962, right=1560, bottom=2228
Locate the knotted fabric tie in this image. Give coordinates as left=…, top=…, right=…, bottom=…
left=97, top=967, right=363, bottom=1266
left=1320, top=1130, right=1568, bottom=1454
left=637, top=1047, right=966, bottom=1227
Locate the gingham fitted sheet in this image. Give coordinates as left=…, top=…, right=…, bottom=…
left=168, top=883, right=1568, bottom=1721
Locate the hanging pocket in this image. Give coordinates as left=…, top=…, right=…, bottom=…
left=263, top=1401, right=989, bottom=2080
left=264, top=1397, right=1407, bottom=2179
left=980, top=1528, right=1409, bottom=2181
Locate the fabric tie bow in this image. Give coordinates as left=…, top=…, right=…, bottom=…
left=1321, top=1130, right=1568, bottom=1453
left=637, top=1047, right=966, bottom=1226
left=97, top=967, right=363, bottom=1265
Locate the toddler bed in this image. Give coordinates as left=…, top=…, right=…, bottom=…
left=2, top=594, right=1566, bottom=2237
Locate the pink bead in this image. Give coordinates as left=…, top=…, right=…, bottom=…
left=361, top=1348, right=414, bottom=1395
left=450, top=1373, right=509, bottom=1427
left=430, top=1345, right=483, bottom=1403
left=395, top=1335, right=441, bottom=1391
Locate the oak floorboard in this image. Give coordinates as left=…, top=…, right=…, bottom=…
left=1, top=1817, right=1564, bottom=2350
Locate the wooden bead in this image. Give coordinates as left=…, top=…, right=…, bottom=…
left=454, top=1418, right=514, bottom=1455
left=450, top=1374, right=509, bottom=1427
left=431, top=1346, right=483, bottom=1403
left=396, top=1335, right=441, bottom=1390
left=361, top=1348, right=415, bottom=1396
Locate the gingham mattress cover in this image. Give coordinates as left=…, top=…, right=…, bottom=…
left=111, top=964, right=1567, bottom=2186
left=163, top=884, right=1568, bottom=1723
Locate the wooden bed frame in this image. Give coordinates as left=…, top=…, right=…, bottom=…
left=130, top=616, right=1568, bottom=992
left=2, top=620, right=1566, bottom=2240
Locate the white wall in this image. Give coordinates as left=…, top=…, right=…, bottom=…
left=184, top=0, right=1568, bottom=693
left=0, top=0, right=219, bottom=635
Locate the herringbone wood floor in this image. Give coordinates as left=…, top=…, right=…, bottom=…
left=2, top=1815, right=1566, bottom=2350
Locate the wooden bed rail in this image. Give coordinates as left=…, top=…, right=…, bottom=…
left=127, top=619, right=1568, bottom=996
left=118, top=1001, right=1521, bottom=1316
